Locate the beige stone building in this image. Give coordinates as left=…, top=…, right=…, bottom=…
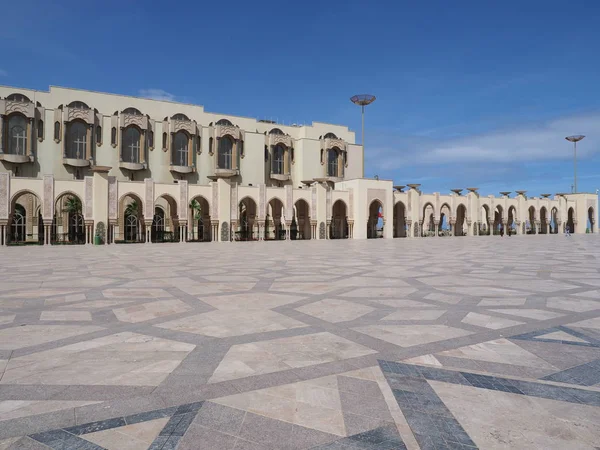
left=0, top=85, right=596, bottom=245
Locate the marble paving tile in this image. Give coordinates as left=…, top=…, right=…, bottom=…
left=568, top=317, right=600, bottom=330
left=102, top=288, right=173, bottom=299
left=113, top=299, right=192, bottom=323
left=430, top=380, right=600, bottom=449
left=534, top=330, right=589, bottom=343
left=478, top=297, right=528, bottom=306
left=82, top=417, right=169, bottom=450
left=423, top=292, right=463, bottom=304
left=209, top=332, right=376, bottom=383
left=0, top=324, right=103, bottom=350
left=44, top=293, right=87, bottom=306
left=489, top=308, right=564, bottom=320
left=436, top=338, right=556, bottom=369
left=340, top=287, right=417, bottom=298
left=353, top=325, right=472, bottom=348
left=382, top=309, right=446, bottom=321
left=546, top=298, right=600, bottom=312
left=156, top=309, right=307, bottom=337
left=201, top=292, right=304, bottom=311
left=0, top=315, right=16, bottom=325
left=0, top=400, right=102, bottom=422
left=270, top=282, right=341, bottom=295
left=1, top=332, right=195, bottom=386
left=461, top=312, right=524, bottom=330
left=296, top=299, right=374, bottom=323
left=62, top=299, right=136, bottom=309
left=179, top=282, right=257, bottom=295
left=402, top=354, right=443, bottom=367
left=40, top=311, right=92, bottom=322
left=373, top=299, right=435, bottom=308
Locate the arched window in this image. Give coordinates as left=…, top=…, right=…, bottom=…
left=172, top=113, right=189, bottom=121
left=162, top=132, right=167, bottom=149
left=122, top=127, right=141, bottom=163
left=125, top=214, right=139, bottom=242
left=216, top=119, right=233, bottom=126
left=96, top=126, right=102, bottom=144
left=67, top=121, right=87, bottom=159
left=11, top=204, right=26, bottom=242
left=38, top=121, right=44, bottom=140
left=8, top=115, right=28, bottom=155
left=269, top=128, right=284, bottom=135
left=218, top=136, right=233, bottom=169
left=68, top=101, right=89, bottom=110
left=123, top=108, right=142, bottom=116
left=69, top=212, right=85, bottom=243
left=7, top=93, right=30, bottom=103
left=324, top=132, right=337, bottom=139
left=148, top=130, right=154, bottom=148
left=173, top=131, right=189, bottom=166
left=111, top=127, right=117, bottom=146
left=54, top=122, right=61, bottom=141
left=327, top=148, right=339, bottom=177
left=272, top=145, right=285, bottom=174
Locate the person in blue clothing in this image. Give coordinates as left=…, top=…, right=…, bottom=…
left=565, top=224, right=571, bottom=237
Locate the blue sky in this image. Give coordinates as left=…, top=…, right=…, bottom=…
left=2, top=0, right=599, bottom=196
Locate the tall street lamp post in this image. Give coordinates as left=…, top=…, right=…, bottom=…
left=565, top=135, right=585, bottom=193
left=350, top=95, right=376, bottom=178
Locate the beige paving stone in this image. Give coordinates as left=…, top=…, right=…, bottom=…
left=535, top=331, right=589, bottom=343
left=180, top=282, right=257, bottom=295
left=0, top=289, right=82, bottom=299
left=0, top=400, right=102, bottom=421
left=0, top=315, right=16, bottom=325
left=213, top=376, right=346, bottom=436
left=62, top=299, right=136, bottom=309
left=296, top=299, right=374, bottom=323
left=437, top=338, right=556, bottom=369
left=83, top=417, right=169, bottom=450
left=113, top=299, right=192, bottom=323
left=340, top=287, right=417, bottom=298
left=40, top=311, right=92, bottom=321
left=402, top=354, right=443, bottom=367
left=156, top=309, right=307, bottom=337
left=334, top=277, right=411, bottom=288
left=567, top=317, right=600, bottom=330
left=44, top=293, right=87, bottom=306
left=489, top=308, right=564, bottom=320
left=200, top=292, right=304, bottom=311
left=546, top=297, right=600, bottom=312
left=102, top=288, right=172, bottom=299
left=209, top=332, right=376, bottom=383
left=382, top=309, right=446, bottom=321
left=270, top=282, right=341, bottom=295
left=353, top=325, right=472, bottom=347
left=0, top=324, right=103, bottom=350
left=431, top=380, right=600, bottom=449
left=478, top=297, right=528, bottom=306
left=442, top=286, right=533, bottom=297
left=1, top=332, right=194, bottom=386
left=461, top=312, right=524, bottom=330
left=0, top=437, right=22, bottom=449
left=373, top=299, right=434, bottom=308
left=424, top=292, right=463, bottom=304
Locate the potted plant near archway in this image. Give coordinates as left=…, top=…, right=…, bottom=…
left=62, top=196, right=84, bottom=244
left=189, top=199, right=202, bottom=241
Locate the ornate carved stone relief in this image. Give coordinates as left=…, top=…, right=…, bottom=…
left=108, top=176, right=117, bottom=220
left=268, top=133, right=292, bottom=148
left=285, top=185, right=293, bottom=220
left=321, top=137, right=347, bottom=151
left=311, top=186, right=317, bottom=218
left=121, top=114, right=148, bottom=130
left=144, top=178, right=153, bottom=219
left=172, top=119, right=196, bottom=135
left=179, top=180, right=188, bottom=221
left=84, top=177, right=93, bottom=219
left=212, top=182, right=219, bottom=218
left=5, top=100, right=34, bottom=118
left=326, top=189, right=332, bottom=219
left=0, top=173, right=8, bottom=220
left=43, top=175, right=54, bottom=220
left=221, top=222, right=229, bottom=242
left=230, top=186, right=238, bottom=220
left=319, top=222, right=326, bottom=239
left=348, top=188, right=354, bottom=219
left=66, top=107, right=93, bottom=124
left=216, top=124, right=240, bottom=140
left=259, top=184, right=266, bottom=218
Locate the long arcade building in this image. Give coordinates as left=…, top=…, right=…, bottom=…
left=0, top=85, right=596, bottom=245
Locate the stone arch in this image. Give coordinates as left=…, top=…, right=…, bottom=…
left=8, top=190, right=43, bottom=245
left=393, top=201, right=406, bottom=238
left=367, top=199, right=383, bottom=239
left=153, top=194, right=178, bottom=242
left=507, top=205, right=517, bottom=235
left=588, top=207, right=595, bottom=233
left=527, top=206, right=536, bottom=234
left=567, top=207, right=575, bottom=234
left=551, top=207, right=559, bottom=234
left=493, top=205, right=504, bottom=235
left=439, top=203, right=451, bottom=236
left=266, top=197, right=284, bottom=240
left=331, top=199, right=348, bottom=239
left=117, top=192, right=145, bottom=242
left=294, top=199, right=311, bottom=240
left=479, top=204, right=491, bottom=235
left=189, top=195, right=211, bottom=242
left=422, top=202, right=435, bottom=237
left=540, top=207, right=549, bottom=234
left=238, top=196, right=258, bottom=241
left=53, top=191, right=85, bottom=244
left=455, top=203, right=467, bottom=236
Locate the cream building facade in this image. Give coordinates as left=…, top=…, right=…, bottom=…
left=0, top=85, right=596, bottom=245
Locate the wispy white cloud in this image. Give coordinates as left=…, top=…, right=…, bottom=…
left=138, top=89, right=177, bottom=102
left=0, top=69, right=7, bottom=77
left=367, top=112, right=600, bottom=171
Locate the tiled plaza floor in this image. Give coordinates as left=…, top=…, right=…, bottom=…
left=0, top=235, right=599, bottom=449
